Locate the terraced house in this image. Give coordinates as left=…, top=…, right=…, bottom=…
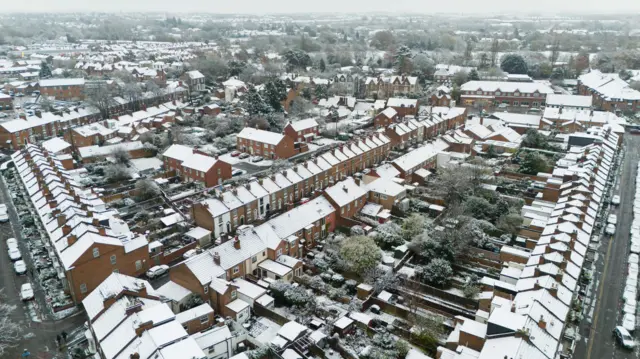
left=11, top=145, right=152, bottom=303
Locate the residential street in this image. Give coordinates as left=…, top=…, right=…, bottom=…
left=0, top=167, right=85, bottom=359
left=575, top=133, right=640, bottom=359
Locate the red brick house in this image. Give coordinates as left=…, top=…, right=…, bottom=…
left=283, top=118, right=319, bottom=143
left=387, top=98, right=418, bottom=117
left=374, top=107, right=398, bottom=129
left=237, top=127, right=296, bottom=159
left=324, top=177, right=367, bottom=223
left=162, top=144, right=232, bottom=187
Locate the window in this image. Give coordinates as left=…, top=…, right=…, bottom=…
left=231, top=290, right=237, bottom=299
left=199, top=315, right=209, bottom=324
left=204, top=286, right=209, bottom=294
left=252, top=256, right=257, bottom=263
left=113, top=269, right=119, bottom=273
left=80, top=283, right=88, bottom=294
left=135, top=260, right=142, bottom=271
left=110, top=255, right=116, bottom=265
left=277, top=248, right=282, bottom=256
left=233, top=266, right=239, bottom=274
left=92, top=248, right=99, bottom=258
left=183, top=325, right=189, bottom=332
left=381, top=194, right=388, bottom=200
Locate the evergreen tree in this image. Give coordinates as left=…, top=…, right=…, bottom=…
left=263, top=80, right=287, bottom=112
left=319, top=58, right=326, bottom=72
left=38, top=61, right=52, bottom=78
left=468, top=69, right=480, bottom=81
left=244, top=86, right=272, bottom=116
left=393, top=45, right=413, bottom=74
left=500, top=54, right=528, bottom=74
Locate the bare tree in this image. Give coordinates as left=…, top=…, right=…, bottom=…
left=0, top=289, right=23, bottom=356
left=122, top=83, right=143, bottom=112
left=112, top=146, right=131, bottom=165
left=86, top=83, right=116, bottom=118
left=145, top=80, right=164, bottom=98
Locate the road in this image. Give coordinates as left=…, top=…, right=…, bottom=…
left=576, top=133, right=640, bottom=359
left=0, top=169, right=85, bottom=359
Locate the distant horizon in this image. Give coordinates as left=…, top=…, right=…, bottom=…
left=2, top=0, right=640, bottom=16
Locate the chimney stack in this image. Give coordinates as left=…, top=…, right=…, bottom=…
left=213, top=252, right=221, bottom=265
left=538, top=315, right=547, bottom=329
left=233, top=236, right=240, bottom=249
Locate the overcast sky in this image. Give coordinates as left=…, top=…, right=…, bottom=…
left=4, top=0, right=640, bottom=14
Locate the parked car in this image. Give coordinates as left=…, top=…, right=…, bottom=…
left=232, top=169, right=245, bottom=177
left=613, top=326, right=636, bottom=349
left=146, top=265, right=169, bottom=279
left=608, top=214, right=618, bottom=225
left=622, top=313, right=636, bottom=333
left=230, top=151, right=241, bottom=157
left=239, top=153, right=250, bottom=159
left=14, top=260, right=26, bottom=275
left=251, top=156, right=263, bottom=163
left=20, top=283, right=34, bottom=301
left=8, top=247, right=21, bottom=261
left=183, top=249, right=198, bottom=259
left=606, top=224, right=616, bottom=235
left=6, top=238, right=17, bottom=249
left=612, top=195, right=621, bottom=205
left=0, top=204, right=8, bottom=222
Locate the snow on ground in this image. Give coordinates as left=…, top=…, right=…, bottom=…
left=219, top=153, right=240, bottom=165
left=249, top=317, right=282, bottom=344
left=130, top=157, right=163, bottom=173
left=51, top=306, right=79, bottom=320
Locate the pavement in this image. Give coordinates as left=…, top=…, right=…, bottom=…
left=575, top=133, right=640, bottom=359
left=0, top=169, right=85, bottom=359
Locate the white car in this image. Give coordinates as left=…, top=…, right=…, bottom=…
left=630, top=254, right=639, bottom=265
left=614, top=326, right=636, bottom=349
left=612, top=195, right=621, bottom=205
left=0, top=204, right=8, bottom=222
left=606, top=224, right=616, bottom=235
left=623, top=286, right=637, bottom=302
left=6, top=238, right=18, bottom=249
left=13, top=260, right=26, bottom=275
left=183, top=249, right=197, bottom=260
left=608, top=214, right=618, bottom=225
left=623, top=301, right=637, bottom=314
left=623, top=313, right=636, bottom=332
left=630, top=263, right=640, bottom=278
left=20, top=283, right=34, bottom=301
left=146, top=265, right=169, bottom=279
left=8, top=247, right=21, bottom=261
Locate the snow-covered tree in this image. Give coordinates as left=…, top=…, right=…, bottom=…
left=374, top=222, right=403, bottom=249
left=263, top=79, right=287, bottom=112
left=0, top=290, right=22, bottom=356
left=340, top=236, right=382, bottom=273
left=112, top=146, right=131, bottom=165
left=350, top=225, right=365, bottom=236
left=417, top=258, right=453, bottom=287
left=363, top=266, right=397, bottom=293
left=393, top=45, right=413, bottom=74
left=39, top=61, right=52, bottom=78
left=104, top=164, right=131, bottom=183
left=401, top=214, right=426, bottom=241
left=136, top=179, right=161, bottom=201
left=244, top=86, right=272, bottom=116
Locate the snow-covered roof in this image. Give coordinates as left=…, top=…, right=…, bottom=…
left=387, top=98, right=418, bottom=108
left=226, top=298, right=250, bottom=313
left=237, top=127, right=285, bottom=145
left=78, top=141, right=144, bottom=159
left=262, top=196, right=335, bottom=239
left=545, top=94, right=593, bottom=108
left=163, top=144, right=194, bottom=161
left=258, top=259, right=293, bottom=276
left=392, top=139, right=449, bottom=172
left=233, top=278, right=267, bottom=299
left=289, top=118, right=319, bottom=132
left=41, top=137, right=72, bottom=154
left=175, top=303, right=214, bottom=324
left=192, top=325, right=232, bottom=351
left=278, top=321, right=308, bottom=342
left=324, top=177, right=367, bottom=207
left=156, top=281, right=191, bottom=302
left=39, top=77, right=84, bottom=87
left=83, top=272, right=157, bottom=321
left=181, top=153, right=220, bottom=172
left=461, top=81, right=554, bottom=94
